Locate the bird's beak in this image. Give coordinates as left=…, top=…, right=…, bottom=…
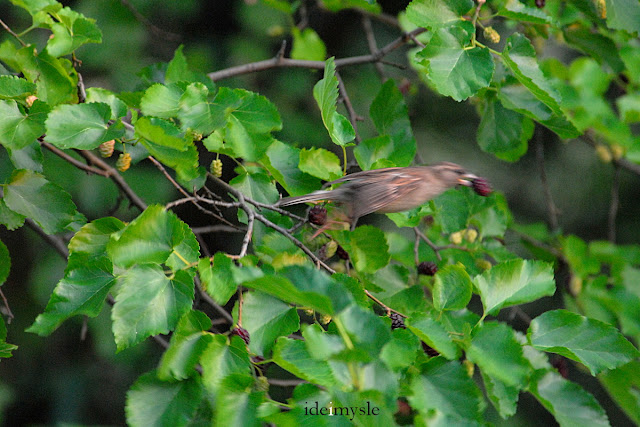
left=458, top=173, right=477, bottom=186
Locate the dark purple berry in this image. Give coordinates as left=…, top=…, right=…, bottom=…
left=535, top=0, right=545, bottom=8
left=418, top=261, right=438, bottom=276
left=336, top=245, right=349, bottom=260
left=389, top=312, right=406, bottom=330
left=472, top=177, right=492, bottom=197
left=308, top=205, right=327, bottom=226
left=552, top=357, right=569, bottom=379
left=230, top=327, right=250, bottom=345
left=421, top=342, right=440, bottom=357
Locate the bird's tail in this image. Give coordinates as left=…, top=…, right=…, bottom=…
left=276, top=190, right=334, bottom=207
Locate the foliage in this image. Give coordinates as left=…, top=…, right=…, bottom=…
left=1, top=0, right=640, bottom=425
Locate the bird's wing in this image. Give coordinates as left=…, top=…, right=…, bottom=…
left=349, top=169, right=425, bottom=218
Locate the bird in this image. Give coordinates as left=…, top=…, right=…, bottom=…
left=276, top=162, right=479, bottom=229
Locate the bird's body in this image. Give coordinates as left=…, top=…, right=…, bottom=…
left=277, top=162, right=477, bottom=226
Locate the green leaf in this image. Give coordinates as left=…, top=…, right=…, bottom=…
left=477, top=95, right=533, bottom=162
left=313, top=57, right=356, bottom=146
left=85, top=87, right=128, bottom=119
left=563, top=27, right=624, bottom=73
left=46, top=7, right=102, bottom=57
left=529, top=370, right=610, bottom=427
left=502, top=33, right=563, bottom=116
left=45, top=102, right=124, bottom=149
left=337, top=304, right=392, bottom=359
left=0, top=240, right=10, bottom=286
left=27, top=257, right=115, bottom=336
left=112, top=266, right=194, bottom=351
left=368, top=79, right=417, bottom=167
left=242, top=274, right=334, bottom=315
left=408, top=357, right=484, bottom=422
left=433, top=264, right=473, bottom=311
left=240, top=291, right=299, bottom=356
left=215, top=386, right=262, bottom=427
left=417, top=22, right=494, bottom=101
left=200, top=334, right=252, bottom=398
left=198, top=254, right=237, bottom=305
left=230, top=170, right=279, bottom=206
left=466, top=322, right=531, bottom=387
left=405, top=0, right=474, bottom=29
left=617, top=94, right=640, bottom=123
left=498, top=83, right=580, bottom=139
left=272, top=337, right=338, bottom=388
left=165, top=45, right=210, bottom=85
left=406, top=313, right=460, bottom=360
left=599, top=361, right=640, bottom=425
left=481, top=370, right=519, bottom=419
left=474, top=259, right=556, bottom=316
left=108, top=205, right=199, bottom=269
left=0, top=99, right=48, bottom=150
left=177, top=82, right=229, bottom=134
left=140, top=83, right=185, bottom=119
left=0, top=75, right=36, bottom=100
left=280, top=265, right=355, bottom=313
left=158, top=310, right=214, bottom=380
left=298, top=147, right=343, bottom=181
left=0, top=199, right=25, bottom=231
left=262, top=140, right=321, bottom=196
left=3, top=169, right=82, bottom=234
left=335, top=226, right=390, bottom=273
left=13, top=45, right=77, bottom=105
left=563, top=235, right=601, bottom=278
left=498, top=0, right=553, bottom=25
left=125, top=371, right=203, bottom=427
left=605, top=0, right=640, bottom=34
left=354, top=135, right=396, bottom=170
left=134, top=116, right=203, bottom=184
left=529, top=309, right=640, bottom=375
left=291, top=27, right=326, bottom=61
left=432, top=189, right=469, bottom=234
left=380, top=328, right=420, bottom=371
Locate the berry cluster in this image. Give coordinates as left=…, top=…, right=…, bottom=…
left=417, top=261, right=438, bottom=276
left=230, top=327, right=250, bottom=345
left=308, top=205, right=327, bottom=226
left=389, top=312, right=406, bottom=330
left=471, top=177, right=492, bottom=197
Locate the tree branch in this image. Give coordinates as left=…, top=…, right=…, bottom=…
left=207, top=28, right=427, bottom=82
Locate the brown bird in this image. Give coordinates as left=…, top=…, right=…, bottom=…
left=277, top=162, right=479, bottom=229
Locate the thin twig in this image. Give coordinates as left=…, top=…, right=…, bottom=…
left=77, top=72, right=87, bottom=103
left=76, top=150, right=148, bottom=211
left=119, top=0, right=182, bottom=42
left=608, top=164, right=620, bottom=243
left=581, top=131, right=640, bottom=176
left=237, top=195, right=254, bottom=259
left=361, top=15, right=386, bottom=80
left=41, top=141, right=108, bottom=177
left=148, top=156, right=239, bottom=228
left=0, top=289, right=14, bottom=322
left=535, top=128, right=559, bottom=230
left=192, top=225, right=244, bottom=234
left=414, top=230, right=421, bottom=266
left=414, top=227, right=442, bottom=261
left=207, top=28, right=427, bottom=82
left=335, top=72, right=361, bottom=144
left=195, top=276, right=234, bottom=324
left=25, top=218, right=69, bottom=258
left=0, top=18, right=26, bottom=46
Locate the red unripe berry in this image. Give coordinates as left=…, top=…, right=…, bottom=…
left=230, top=327, right=250, bottom=345
left=472, top=177, right=492, bottom=196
